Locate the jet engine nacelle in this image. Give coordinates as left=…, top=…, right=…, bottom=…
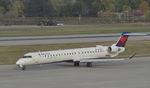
left=107, top=44, right=121, bottom=53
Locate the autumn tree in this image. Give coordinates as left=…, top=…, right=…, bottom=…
left=24, top=0, right=55, bottom=17
left=51, top=0, right=78, bottom=17
left=0, top=6, right=5, bottom=18
left=123, top=5, right=131, bottom=11
left=145, top=8, right=150, bottom=18
left=139, top=1, right=150, bottom=18
left=100, top=0, right=115, bottom=11
left=139, top=1, right=149, bottom=13
left=115, top=0, right=142, bottom=12
left=12, top=0, right=24, bottom=17
left=0, top=0, right=10, bottom=12
left=0, top=0, right=149, bottom=17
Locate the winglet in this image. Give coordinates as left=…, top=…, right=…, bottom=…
left=129, top=52, right=136, bottom=59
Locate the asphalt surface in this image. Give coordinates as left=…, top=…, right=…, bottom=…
left=0, top=34, right=150, bottom=46
left=0, top=57, right=150, bottom=88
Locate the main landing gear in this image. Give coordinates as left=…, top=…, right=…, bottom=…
left=74, top=61, right=80, bottom=66
left=86, top=62, right=92, bottom=67
left=17, top=65, right=26, bottom=70
left=74, top=62, right=93, bottom=67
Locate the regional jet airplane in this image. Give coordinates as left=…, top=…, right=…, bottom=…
left=16, top=32, right=145, bottom=70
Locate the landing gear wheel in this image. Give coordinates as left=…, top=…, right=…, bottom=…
left=74, top=61, right=80, bottom=67
left=86, top=62, right=92, bottom=67
left=19, top=65, right=26, bottom=70
left=21, top=66, right=26, bottom=70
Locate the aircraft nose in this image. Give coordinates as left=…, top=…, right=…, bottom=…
left=16, top=59, right=22, bottom=65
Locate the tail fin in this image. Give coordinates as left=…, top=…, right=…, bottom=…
left=116, top=32, right=131, bottom=47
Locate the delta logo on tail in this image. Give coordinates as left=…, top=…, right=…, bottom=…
left=116, top=32, right=131, bottom=47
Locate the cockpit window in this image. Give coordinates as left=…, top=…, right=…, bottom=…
left=22, top=56, right=32, bottom=58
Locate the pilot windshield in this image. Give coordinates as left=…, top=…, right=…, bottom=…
left=22, top=56, right=32, bottom=58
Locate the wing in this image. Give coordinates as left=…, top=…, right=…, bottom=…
left=79, top=58, right=125, bottom=63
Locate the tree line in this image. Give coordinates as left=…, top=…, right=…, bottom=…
left=0, top=0, right=150, bottom=18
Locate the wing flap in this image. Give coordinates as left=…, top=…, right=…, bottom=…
left=80, top=58, right=124, bottom=63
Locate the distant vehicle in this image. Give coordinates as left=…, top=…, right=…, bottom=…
left=16, top=32, right=145, bottom=70
left=57, top=23, right=64, bottom=26
left=38, top=19, right=63, bottom=26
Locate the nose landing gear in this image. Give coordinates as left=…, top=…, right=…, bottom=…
left=17, top=65, right=26, bottom=70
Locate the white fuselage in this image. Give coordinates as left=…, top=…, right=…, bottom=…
left=16, top=32, right=145, bottom=69
left=16, top=45, right=125, bottom=66
left=17, top=46, right=108, bottom=65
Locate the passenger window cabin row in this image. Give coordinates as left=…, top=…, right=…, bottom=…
left=40, top=49, right=103, bottom=58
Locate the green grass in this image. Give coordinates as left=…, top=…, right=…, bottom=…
left=0, top=40, right=150, bottom=65
left=0, top=23, right=150, bottom=37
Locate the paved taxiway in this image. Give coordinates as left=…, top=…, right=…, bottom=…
left=0, top=57, right=150, bottom=88
left=0, top=34, right=150, bottom=46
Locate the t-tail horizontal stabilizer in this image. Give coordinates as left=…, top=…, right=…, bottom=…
left=116, top=32, right=147, bottom=47
left=123, top=33, right=147, bottom=36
